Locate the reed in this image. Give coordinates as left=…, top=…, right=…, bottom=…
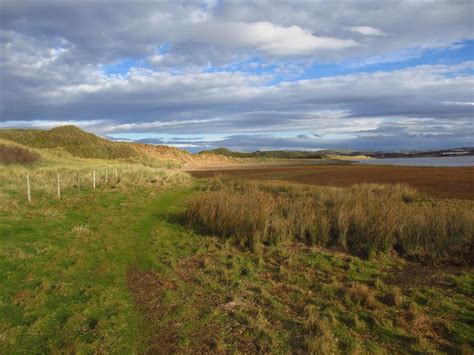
left=186, top=177, right=474, bottom=262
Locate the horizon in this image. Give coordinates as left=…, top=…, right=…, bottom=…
left=1, top=1, right=473, bottom=152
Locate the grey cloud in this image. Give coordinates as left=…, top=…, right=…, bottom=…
left=1, top=1, right=472, bottom=66
left=1, top=1, right=473, bottom=151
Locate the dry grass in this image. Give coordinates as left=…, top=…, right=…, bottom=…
left=381, top=286, right=403, bottom=306
left=346, top=283, right=377, bottom=308
left=72, top=224, right=91, bottom=237
left=0, top=163, right=190, bottom=202
left=304, top=306, right=339, bottom=354
left=186, top=177, right=474, bottom=262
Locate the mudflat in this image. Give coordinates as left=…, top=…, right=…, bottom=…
left=190, top=164, right=474, bottom=200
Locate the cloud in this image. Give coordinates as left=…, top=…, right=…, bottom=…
left=1, top=1, right=472, bottom=66
left=177, top=21, right=358, bottom=56
left=1, top=1, right=473, bottom=151
left=347, top=26, right=387, bottom=36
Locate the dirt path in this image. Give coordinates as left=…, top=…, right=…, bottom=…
left=127, top=267, right=179, bottom=354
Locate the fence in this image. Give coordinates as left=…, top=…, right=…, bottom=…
left=24, top=167, right=123, bottom=202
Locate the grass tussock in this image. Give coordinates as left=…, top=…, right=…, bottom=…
left=346, top=282, right=377, bottom=308
left=187, top=177, right=474, bottom=262
left=0, top=144, right=40, bottom=164
left=304, top=306, right=338, bottom=354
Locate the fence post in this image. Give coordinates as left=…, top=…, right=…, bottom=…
left=77, top=171, right=80, bottom=192
left=26, top=174, right=31, bottom=203
left=115, top=168, right=118, bottom=179
left=57, top=173, right=61, bottom=199
left=93, top=170, right=96, bottom=189
left=105, top=169, right=108, bottom=184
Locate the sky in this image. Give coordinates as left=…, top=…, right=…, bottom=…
left=0, top=0, right=473, bottom=152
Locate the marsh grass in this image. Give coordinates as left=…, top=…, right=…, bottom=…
left=187, top=177, right=474, bottom=262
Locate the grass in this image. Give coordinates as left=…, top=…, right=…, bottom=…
left=0, top=175, right=193, bottom=352
left=0, top=126, right=137, bottom=160
left=187, top=177, right=474, bottom=262
left=1, top=167, right=473, bottom=352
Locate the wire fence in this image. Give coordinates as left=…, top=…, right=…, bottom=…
left=24, top=167, right=124, bottom=202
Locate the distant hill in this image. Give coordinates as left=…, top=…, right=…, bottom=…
left=0, top=126, right=238, bottom=166
left=200, top=148, right=324, bottom=159
left=0, top=126, right=137, bottom=159
left=134, top=143, right=236, bottom=166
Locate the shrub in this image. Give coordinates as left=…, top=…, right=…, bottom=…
left=0, top=144, right=40, bottom=165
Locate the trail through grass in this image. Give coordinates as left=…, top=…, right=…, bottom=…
left=0, top=185, right=193, bottom=352
left=1, top=183, right=473, bottom=353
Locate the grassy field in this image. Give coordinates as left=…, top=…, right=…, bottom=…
left=0, top=126, right=473, bottom=353
left=1, top=168, right=473, bottom=353
left=189, top=164, right=474, bottom=200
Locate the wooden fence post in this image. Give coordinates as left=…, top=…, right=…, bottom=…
left=26, top=174, right=31, bottom=203
left=77, top=171, right=80, bottom=191
left=57, top=173, right=61, bottom=199
left=115, top=168, right=118, bottom=179
left=105, top=169, right=108, bottom=184
left=93, top=170, right=96, bottom=189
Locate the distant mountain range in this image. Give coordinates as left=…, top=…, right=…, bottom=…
left=359, top=147, right=474, bottom=158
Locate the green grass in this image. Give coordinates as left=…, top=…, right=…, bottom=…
left=0, top=175, right=473, bottom=352
left=0, top=126, right=137, bottom=160
left=0, top=182, right=196, bottom=352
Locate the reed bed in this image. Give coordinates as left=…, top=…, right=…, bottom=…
left=187, top=177, right=474, bottom=262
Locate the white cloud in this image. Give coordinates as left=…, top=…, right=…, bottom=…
left=347, top=26, right=387, bottom=36
left=180, top=21, right=358, bottom=56
left=148, top=54, right=165, bottom=65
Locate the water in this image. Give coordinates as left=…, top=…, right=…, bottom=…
left=358, top=155, right=474, bottom=167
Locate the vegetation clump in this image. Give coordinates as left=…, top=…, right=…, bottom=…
left=187, top=177, right=474, bottom=262
left=0, top=144, right=40, bottom=165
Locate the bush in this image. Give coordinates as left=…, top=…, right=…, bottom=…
left=186, top=177, right=474, bottom=262
left=0, top=144, right=40, bottom=165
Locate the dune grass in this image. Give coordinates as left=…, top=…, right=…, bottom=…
left=186, top=177, right=474, bottom=262
left=0, top=126, right=137, bottom=160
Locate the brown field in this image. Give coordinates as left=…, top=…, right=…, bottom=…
left=189, top=164, right=474, bottom=200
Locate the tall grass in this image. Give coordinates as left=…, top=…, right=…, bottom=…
left=187, top=177, right=474, bottom=262
left=0, top=163, right=190, bottom=205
